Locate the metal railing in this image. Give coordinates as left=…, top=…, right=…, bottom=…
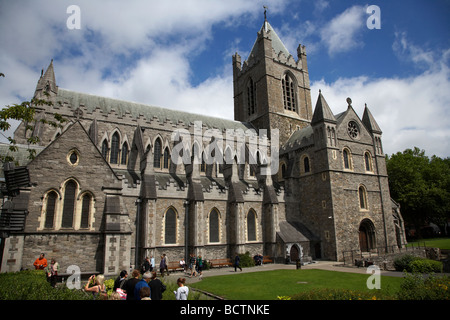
left=342, top=243, right=427, bottom=266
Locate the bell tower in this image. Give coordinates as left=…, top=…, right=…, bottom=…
left=233, top=16, right=312, bottom=145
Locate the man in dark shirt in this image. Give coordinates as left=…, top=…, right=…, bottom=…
left=124, top=269, right=141, bottom=300
left=148, top=271, right=165, bottom=300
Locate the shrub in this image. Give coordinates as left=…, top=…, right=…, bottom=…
left=393, top=254, right=420, bottom=272
left=238, top=252, right=255, bottom=268
left=290, top=288, right=392, bottom=300
left=410, top=259, right=443, bottom=273
left=397, top=273, right=450, bottom=300
left=0, top=270, right=90, bottom=300
left=393, top=254, right=443, bottom=273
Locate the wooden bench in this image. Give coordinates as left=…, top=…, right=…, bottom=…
left=263, top=256, right=273, bottom=264
left=210, top=258, right=232, bottom=268
left=167, top=261, right=184, bottom=273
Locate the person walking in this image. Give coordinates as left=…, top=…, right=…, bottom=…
left=196, top=255, right=203, bottom=280
left=189, top=253, right=197, bottom=278
left=163, top=254, right=170, bottom=276
left=174, top=277, right=189, bottom=300
left=150, top=255, right=155, bottom=272
left=159, top=255, right=167, bottom=277
left=234, top=253, right=242, bottom=272
left=148, top=271, right=165, bottom=300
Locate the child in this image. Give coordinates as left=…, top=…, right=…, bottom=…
left=174, top=277, right=189, bottom=300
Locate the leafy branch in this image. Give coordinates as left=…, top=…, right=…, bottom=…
left=1, top=75, right=68, bottom=163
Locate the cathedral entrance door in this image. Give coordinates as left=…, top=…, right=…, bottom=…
left=359, top=227, right=369, bottom=252
left=290, top=245, right=299, bottom=262
left=359, top=219, right=375, bottom=252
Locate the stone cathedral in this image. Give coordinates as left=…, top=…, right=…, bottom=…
left=1, top=18, right=406, bottom=275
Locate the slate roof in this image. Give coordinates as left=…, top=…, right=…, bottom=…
left=56, top=88, right=253, bottom=131
left=277, top=221, right=319, bottom=243
left=247, top=20, right=292, bottom=61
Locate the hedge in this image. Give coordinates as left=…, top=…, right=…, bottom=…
left=393, top=254, right=443, bottom=273
left=0, top=270, right=91, bottom=300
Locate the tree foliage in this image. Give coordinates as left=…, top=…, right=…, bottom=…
left=0, top=73, right=67, bottom=163
left=386, top=147, right=450, bottom=237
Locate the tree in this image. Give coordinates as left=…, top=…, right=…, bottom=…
left=386, top=147, right=450, bottom=238
left=0, top=73, right=67, bottom=163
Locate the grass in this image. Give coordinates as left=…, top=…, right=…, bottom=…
left=406, top=237, right=450, bottom=250
left=189, top=269, right=404, bottom=300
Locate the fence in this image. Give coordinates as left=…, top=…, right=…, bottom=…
left=342, top=243, right=427, bottom=266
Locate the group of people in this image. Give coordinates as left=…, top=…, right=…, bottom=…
left=140, top=254, right=172, bottom=277
left=84, top=269, right=188, bottom=300
left=253, top=254, right=264, bottom=266
left=33, top=251, right=250, bottom=300
left=111, top=269, right=169, bottom=300
left=33, top=253, right=59, bottom=288
left=32, top=253, right=188, bottom=300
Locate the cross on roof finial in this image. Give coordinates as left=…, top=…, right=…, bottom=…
left=264, top=5, right=268, bottom=21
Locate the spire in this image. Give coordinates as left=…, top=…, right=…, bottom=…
left=362, top=104, right=382, bottom=134
left=35, top=59, right=58, bottom=96
left=311, top=90, right=336, bottom=125
left=247, top=17, right=292, bottom=61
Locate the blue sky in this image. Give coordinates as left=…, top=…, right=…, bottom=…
left=0, top=0, right=449, bottom=157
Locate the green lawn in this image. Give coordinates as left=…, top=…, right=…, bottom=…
left=189, top=269, right=404, bottom=300
left=406, top=237, right=450, bottom=250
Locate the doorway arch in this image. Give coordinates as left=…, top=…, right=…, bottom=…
left=286, top=243, right=303, bottom=263
left=359, top=219, right=376, bottom=252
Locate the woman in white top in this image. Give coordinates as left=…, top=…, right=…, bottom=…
left=174, top=277, right=189, bottom=300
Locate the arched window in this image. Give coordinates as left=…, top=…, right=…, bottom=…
left=121, top=142, right=129, bottom=165
left=209, top=209, right=220, bottom=243
left=62, top=180, right=77, bottom=228
left=110, top=132, right=120, bottom=164
left=163, top=147, right=170, bottom=169
left=247, top=209, right=257, bottom=241
left=282, top=73, right=296, bottom=111
left=200, top=151, right=206, bottom=172
left=304, top=156, right=310, bottom=173
left=343, top=148, right=352, bottom=170
left=101, top=139, right=109, bottom=161
left=364, top=152, right=373, bottom=172
left=44, top=191, right=57, bottom=229
left=164, top=207, right=177, bottom=244
left=359, top=186, right=368, bottom=210
left=153, top=138, right=162, bottom=168
left=247, top=78, right=256, bottom=116
left=80, top=194, right=91, bottom=229
left=281, top=163, right=287, bottom=179
left=224, top=147, right=233, bottom=165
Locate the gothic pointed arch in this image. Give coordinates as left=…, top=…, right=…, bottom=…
left=164, top=206, right=178, bottom=244
left=247, top=209, right=257, bottom=242
left=281, top=71, right=297, bottom=112
left=209, top=208, right=221, bottom=243
left=153, top=137, right=162, bottom=169
left=359, top=219, right=376, bottom=252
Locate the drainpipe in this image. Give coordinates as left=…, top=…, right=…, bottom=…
left=135, top=198, right=142, bottom=268
left=184, top=200, right=190, bottom=263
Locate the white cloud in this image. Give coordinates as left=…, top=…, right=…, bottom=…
left=393, top=31, right=437, bottom=68
left=311, top=62, right=450, bottom=157
left=320, top=5, right=365, bottom=55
